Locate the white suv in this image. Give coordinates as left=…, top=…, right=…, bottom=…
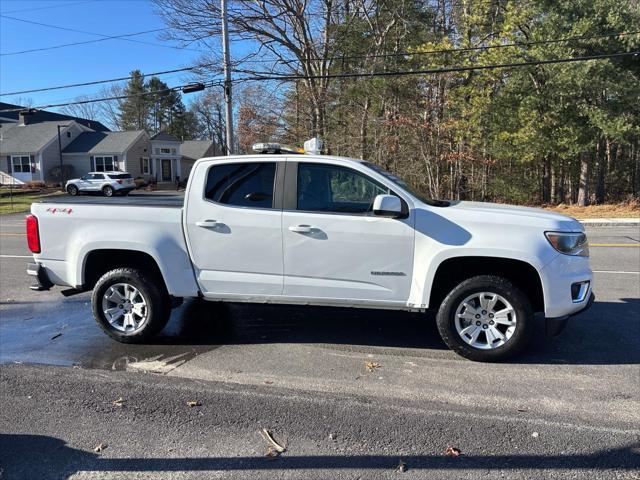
left=66, top=172, right=135, bottom=197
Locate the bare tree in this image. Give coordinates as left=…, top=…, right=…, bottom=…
left=153, top=0, right=358, bottom=139
left=59, top=96, right=103, bottom=122
left=190, top=90, right=227, bottom=148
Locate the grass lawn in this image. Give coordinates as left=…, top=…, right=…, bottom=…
left=0, top=191, right=64, bottom=215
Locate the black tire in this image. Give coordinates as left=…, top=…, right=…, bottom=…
left=436, top=275, right=534, bottom=362
left=92, top=267, right=171, bottom=343
left=102, top=185, right=114, bottom=197
left=67, top=184, right=79, bottom=196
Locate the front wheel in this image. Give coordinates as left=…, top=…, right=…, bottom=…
left=92, top=267, right=171, bottom=343
left=436, top=275, right=534, bottom=362
left=102, top=185, right=114, bottom=197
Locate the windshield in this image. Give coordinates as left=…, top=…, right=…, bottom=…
left=361, top=162, right=448, bottom=207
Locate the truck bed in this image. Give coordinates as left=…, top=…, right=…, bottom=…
left=34, top=194, right=184, bottom=208
left=36, top=194, right=184, bottom=208
left=31, top=193, right=199, bottom=297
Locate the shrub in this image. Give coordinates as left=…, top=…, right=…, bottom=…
left=48, top=164, right=75, bottom=182
left=134, top=177, right=147, bottom=188
left=24, top=181, right=46, bottom=189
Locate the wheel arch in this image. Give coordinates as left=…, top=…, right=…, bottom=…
left=427, top=256, right=545, bottom=314
left=82, top=249, right=167, bottom=293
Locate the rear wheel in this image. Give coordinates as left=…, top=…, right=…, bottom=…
left=102, top=185, right=114, bottom=197
left=67, top=184, right=78, bottom=196
left=436, top=275, right=534, bottom=362
left=92, top=267, right=170, bottom=343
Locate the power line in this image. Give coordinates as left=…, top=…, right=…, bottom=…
left=1, top=0, right=96, bottom=14
left=1, top=63, right=222, bottom=96
left=241, top=30, right=640, bottom=65
left=0, top=51, right=635, bottom=113
left=0, top=14, right=207, bottom=53
left=1, top=27, right=168, bottom=56
left=0, top=80, right=225, bottom=113
left=235, top=51, right=639, bottom=82
left=3, top=30, right=637, bottom=96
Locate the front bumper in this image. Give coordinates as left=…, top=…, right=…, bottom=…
left=26, top=262, right=54, bottom=291
left=545, top=291, right=595, bottom=337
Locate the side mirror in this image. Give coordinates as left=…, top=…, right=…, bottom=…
left=373, top=194, right=402, bottom=218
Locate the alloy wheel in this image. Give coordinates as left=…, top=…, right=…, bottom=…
left=454, top=291, right=517, bottom=350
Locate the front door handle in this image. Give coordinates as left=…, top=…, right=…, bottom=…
left=289, top=224, right=313, bottom=233
left=196, top=219, right=222, bottom=228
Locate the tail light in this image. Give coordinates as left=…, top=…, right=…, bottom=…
left=117, top=179, right=123, bottom=184
left=26, top=214, right=41, bottom=253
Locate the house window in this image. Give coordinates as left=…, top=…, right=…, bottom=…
left=160, top=148, right=171, bottom=154
left=141, top=157, right=150, bottom=174
left=95, top=156, right=114, bottom=172
left=11, top=156, right=30, bottom=173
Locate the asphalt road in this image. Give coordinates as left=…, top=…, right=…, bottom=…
left=0, top=212, right=639, bottom=479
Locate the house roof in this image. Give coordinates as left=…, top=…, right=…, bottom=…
left=180, top=140, right=216, bottom=161
left=0, top=121, right=72, bottom=154
left=0, top=102, right=110, bottom=132
left=63, top=130, right=145, bottom=154
left=150, top=131, right=180, bottom=142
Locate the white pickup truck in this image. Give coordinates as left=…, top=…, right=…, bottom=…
left=26, top=145, right=594, bottom=361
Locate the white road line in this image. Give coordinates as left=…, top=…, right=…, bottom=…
left=593, top=270, right=640, bottom=275
left=0, top=255, right=32, bottom=258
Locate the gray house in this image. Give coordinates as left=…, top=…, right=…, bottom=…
left=62, top=130, right=150, bottom=180
left=0, top=115, right=90, bottom=184
left=180, top=140, right=218, bottom=179
left=0, top=105, right=220, bottom=186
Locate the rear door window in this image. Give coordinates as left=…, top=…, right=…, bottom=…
left=205, top=162, right=276, bottom=209
left=108, top=173, right=133, bottom=179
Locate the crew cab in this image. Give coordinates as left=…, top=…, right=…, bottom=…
left=65, top=171, right=135, bottom=197
left=26, top=143, right=594, bottom=361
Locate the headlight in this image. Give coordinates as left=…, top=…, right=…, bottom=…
left=545, top=231, right=589, bottom=257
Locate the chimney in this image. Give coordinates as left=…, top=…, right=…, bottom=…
left=18, top=108, right=36, bottom=126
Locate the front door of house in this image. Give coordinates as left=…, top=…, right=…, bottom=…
left=161, top=159, right=172, bottom=181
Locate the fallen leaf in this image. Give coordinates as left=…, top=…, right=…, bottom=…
left=112, top=397, right=125, bottom=407
left=445, top=446, right=461, bottom=457
left=517, top=406, right=529, bottom=412
left=51, top=333, right=63, bottom=340
left=186, top=400, right=201, bottom=407
left=397, top=460, right=407, bottom=472
left=264, top=381, right=274, bottom=385
left=265, top=446, right=280, bottom=460
left=364, top=361, right=381, bottom=372
left=94, top=443, right=107, bottom=453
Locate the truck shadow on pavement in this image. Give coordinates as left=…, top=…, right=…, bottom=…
left=0, top=434, right=638, bottom=479
left=163, top=298, right=447, bottom=350
left=162, top=297, right=640, bottom=365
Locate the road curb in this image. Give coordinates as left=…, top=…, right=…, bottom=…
left=579, top=219, right=640, bottom=227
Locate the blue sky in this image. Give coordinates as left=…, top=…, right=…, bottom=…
left=0, top=0, right=229, bottom=111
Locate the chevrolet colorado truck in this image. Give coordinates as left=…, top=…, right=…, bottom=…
left=26, top=145, right=594, bottom=361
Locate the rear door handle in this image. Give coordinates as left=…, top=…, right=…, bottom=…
left=289, top=224, right=313, bottom=233
left=196, top=219, right=222, bottom=228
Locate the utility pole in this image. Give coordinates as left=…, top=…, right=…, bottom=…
left=221, top=0, right=234, bottom=155
left=57, top=125, right=64, bottom=191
